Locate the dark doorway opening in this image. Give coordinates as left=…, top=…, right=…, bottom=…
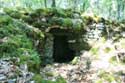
left=53, top=35, right=75, bottom=63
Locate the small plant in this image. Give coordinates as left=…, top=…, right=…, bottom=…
left=109, top=56, right=117, bottom=64
left=33, top=74, right=66, bottom=83
left=56, top=76, right=67, bottom=83
left=104, top=47, right=111, bottom=53
left=97, top=70, right=121, bottom=83
left=56, top=9, right=67, bottom=17
left=18, top=52, right=41, bottom=73
left=33, top=74, right=43, bottom=83
left=71, top=56, right=79, bottom=65
left=0, top=15, right=12, bottom=24
left=62, top=18, right=72, bottom=27
left=90, top=47, right=99, bottom=57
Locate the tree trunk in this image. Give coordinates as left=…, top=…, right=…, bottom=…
left=52, top=0, right=56, bottom=7
left=117, top=0, right=124, bottom=20
left=73, top=0, right=77, bottom=10
left=44, top=0, right=47, bottom=8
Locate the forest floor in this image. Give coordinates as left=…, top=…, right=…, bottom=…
left=0, top=36, right=125, bottom=83
left=41, top=39, right=125, bottom=83
left=0, top=38, right=124, bottom=83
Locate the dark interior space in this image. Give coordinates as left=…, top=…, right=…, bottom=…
left=53, top=35, right=75, bottom=63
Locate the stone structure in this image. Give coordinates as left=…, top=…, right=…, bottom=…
left=4, top=8, right=125, bottom=64
left=42, top=34, right=54, bottom=64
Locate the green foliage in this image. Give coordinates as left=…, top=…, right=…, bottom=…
left=90, top=47, right=99, bottom=55
left=4, top=8, right=21, bottom=19
left=42, top=76, right=66, bottom=83
left=0, top=15, right=12, bottom=25
left=33, top=74, right=43, bottom=83
left=71, top=56, right=79, bottom=65
left=104, top=47, right=111, bottom=53
left=97, top=70, right=121, bottom=83
left=33, top=74, right=66, bottom=83
left=55, top=9, right=67, bottom=17
left=4, top=8, right=30, bottom=19
left=56, top=76, right=67, bottom=83
left=50, top=17, right=78, bottom=29
left=18, top=51, right=41, bottom=73
left=27, top=55, right=41, bottom=73
left=109, top=56, right=117, bottom=64
left=5, top=8, right=85, bottom=31
left=95, top=79, right=103, bottom=83
left=109, top=55, right=125, bottom=64
left=82, top=0, right=90, bottom=12
left=0, top=35, right=33, bottom=57
left=62, top=18, right=72, bottom=27
left=0, top=14, right=42, bottom=73
left=1, top=0, right=125, bottom=20
left=54, top=8, right=73, bottom=18
left=49, top=17, right=63, bottom=25
left=0, top=23, right=22, bottom=38
left=99, top=71, right=115, bottom=82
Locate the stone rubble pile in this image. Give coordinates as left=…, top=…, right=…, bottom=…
left=0, top=58, right=34, bottom=83
left=40, top=51, right=96, bottom=83
left=85, top=23, right=104, bottom=41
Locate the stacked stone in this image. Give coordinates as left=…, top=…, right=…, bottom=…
left=42, top=34, right=54, bottom=64
left=0, top=58, right=34, bottom=83
left=85, top=23, right=104, bottom=41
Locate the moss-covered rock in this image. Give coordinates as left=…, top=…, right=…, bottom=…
left=4, top=7, right=31, bottom=19
left=3, top=7, right=125, bottom=66
left=4, top=8, right=84, bottom=31
left=0, top=14, right=44, bottom=73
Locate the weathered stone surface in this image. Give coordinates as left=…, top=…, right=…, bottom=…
left=0, top=58, right=34, bottom=83
left=42, top=34, right=54, bottom=64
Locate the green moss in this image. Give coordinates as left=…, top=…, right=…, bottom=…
left=33, top=74, right=66, bottom=83
left=33, top=74, right=43, bottom=83
left=18, top=51, right=41, bottom=73
left=8, top=11, right=22, bottom=19
left=62, top=18, right=72, bottom=27
left=4, top=8, right=14, bottom=15
left=104, top=47, right=111, bottom=53
left=109, top=55, right=125, bottom=64
left=109, top=56, right=117, bottom=64
left=55, top=9, right=67, bottom=17
left=27, top=55, right=41, bottom=73
left=95, top=79, right=103, bottom=83
left=0, top=15, right=12, bottom=25
left=73, top=22, right=82, bottom=30
left=4, top=7, right=30, bottom=20
left=49, top=17, right=63, bottom=25
left=90, top=47, right=99, bottom=55
left=56, top=76, right=67, bottom=83
left=0, top=34, right=34, bottom=57
left=64, top=9, right=73, bottom=17
left=45, top=72, right=54, bottom=76
left=71, top=56, right=79, bottom=65
left=0, top=24, right=22, bottom=38
left=98, top=70, right=121, bottom=83
left=23, top=16, right=33, bottom=23
left=0, top=14, right=42, bottom=73
left=49, top=17, right=73, bottom=28
left=4, top=8, right=86, bottom=32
